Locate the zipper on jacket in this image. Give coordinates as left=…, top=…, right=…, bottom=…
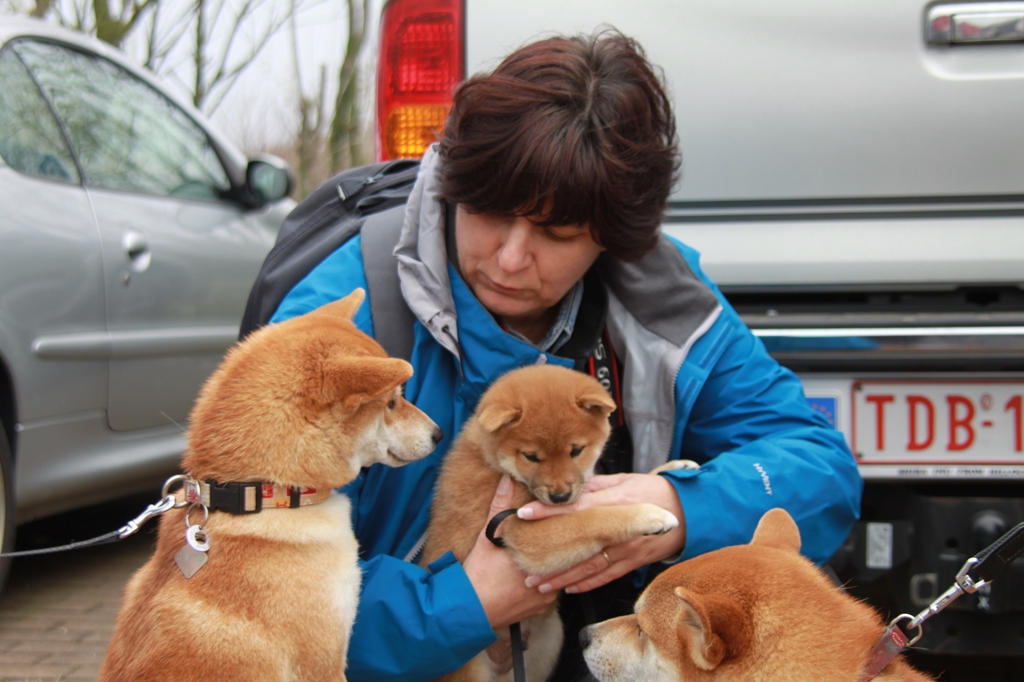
left=441, top=324, right=465, bottom=380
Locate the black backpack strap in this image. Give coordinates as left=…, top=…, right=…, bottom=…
left=239, top=217, right=362, bottom=340
left=361, top=204, right=416, bottom=361
left=239, top=160, right=420, bottom=341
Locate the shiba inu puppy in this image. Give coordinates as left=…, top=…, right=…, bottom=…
left=100, top=289, right=442, bottom=682
left=581, top=509, right=934, bottom=682
left=422, top=364, right=680, bottom=682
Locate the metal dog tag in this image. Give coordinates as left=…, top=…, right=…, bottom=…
left=174, top=543, right=208, bottom=579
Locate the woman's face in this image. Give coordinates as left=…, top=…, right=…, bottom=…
left=455, top=204, right=605, bottom=328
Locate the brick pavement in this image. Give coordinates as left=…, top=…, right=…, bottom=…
left=0, top=530, right=154, bottom=681
left=1, top=501, right=1021, bottom=682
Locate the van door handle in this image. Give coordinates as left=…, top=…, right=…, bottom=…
left=928, top=3, right=1024, bottom=43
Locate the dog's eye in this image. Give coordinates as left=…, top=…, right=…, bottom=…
left=387, top=397, right=397, bottom=410
left=522, top=451, right=540, bottom=463
left=570, top=445, right=583, bottom=458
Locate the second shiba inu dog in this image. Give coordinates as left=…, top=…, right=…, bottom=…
left=422, top=364, right=680, bottom=682
left=581, top=509, right=934, bottom=682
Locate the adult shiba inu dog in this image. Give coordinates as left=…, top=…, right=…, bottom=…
left=100, top=289, right=442, bottom=682
left=581, top=509, right=934, bottom=682
left=422, top=364, right=680, bottom=682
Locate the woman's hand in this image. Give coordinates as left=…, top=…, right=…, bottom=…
left=516, top=473, right=687, bottom=595
left=462, top=475, right=560, bottom=629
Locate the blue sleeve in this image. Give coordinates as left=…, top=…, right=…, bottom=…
left=347, top=553, right=496, bottom=681
left=664, top=244, right=862, bottom=565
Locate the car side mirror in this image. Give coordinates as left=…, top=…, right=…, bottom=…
left=245, top=155, right=294, bottom=207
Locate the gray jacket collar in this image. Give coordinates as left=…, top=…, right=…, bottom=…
left=394, top=145, right=460, bottom=359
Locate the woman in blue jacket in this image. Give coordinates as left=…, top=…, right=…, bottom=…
left=272, top=30, right=861, bottom=682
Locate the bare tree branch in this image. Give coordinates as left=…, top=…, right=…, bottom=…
left=89, top=0, right=157, bottom=47
left=72, top=0, right=88, bottom=32
left=144, top=1, right=196, bottom=72
left=199, top=0, right=310, bottom=113
left=120, top=0, right=156, bottom=38
left=145, top=0, right=202, bottom=74
left=290, top=0, right=327, bottom=197
left=30, top=0, right=52, bottom=18
left=329, top=0, right=368, bottom=172
left=205, top=0, right=255, bottom=97
left=193, top=0, right=205, bottom=106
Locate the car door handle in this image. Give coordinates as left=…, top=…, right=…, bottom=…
left=928, top=3, right=1024, bottom=44
left=122, top=231, right=151, bottom=272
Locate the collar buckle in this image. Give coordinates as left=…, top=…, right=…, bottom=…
left=206, top=481, right=263, bottom=514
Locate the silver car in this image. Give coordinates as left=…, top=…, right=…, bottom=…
left=0, top=16, right=293, bottom=584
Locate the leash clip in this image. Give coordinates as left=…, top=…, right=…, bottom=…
left=955, top=556, right=987, bottom=593
left=902, top=559, right=977, bottom=632
left=909, top=540, right=1011, bottom=630
left=117, top=494, right=176, bottom=539
left=120, top=473, right=205, bottom=538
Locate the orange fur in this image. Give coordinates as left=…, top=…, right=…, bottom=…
left=581, top=509, right=934, bottom=682
left=422, top=365, right=679, bottom=682
left=100, top=290, right=441, bottom=682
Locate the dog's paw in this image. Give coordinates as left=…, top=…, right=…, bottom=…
left=633, top=504, right=679, bottom=537
left=649, top=459, right=700, bottom=475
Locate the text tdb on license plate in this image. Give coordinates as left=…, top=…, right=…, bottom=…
left=852, top=380, right=1024, bottom=464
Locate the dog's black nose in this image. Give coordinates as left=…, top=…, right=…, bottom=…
left=548, top=491, right=572, bottom=504
left=432, top=426, right=444, bottom=445
left=579, top=625, right=593, bottom=650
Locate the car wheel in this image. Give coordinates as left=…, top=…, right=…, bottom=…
left=0, top=421, right=14, bottom=592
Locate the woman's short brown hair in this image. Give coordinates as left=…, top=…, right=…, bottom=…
left=439, top=29, right=680, bottom=261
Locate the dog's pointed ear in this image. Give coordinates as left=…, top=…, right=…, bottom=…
left=750, top=508, right=801, bottom=554
left=315, top=355, right=412, bottom=411
left=675, top=588, right=751, bottom=671
left=318, top=289, right=366, bottom=321
left=576, top=387, right=616, bottom=417
left=478, top=400, right=523, bottom=432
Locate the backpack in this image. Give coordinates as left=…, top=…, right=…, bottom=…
left=239, top=160, right=421, bottom=360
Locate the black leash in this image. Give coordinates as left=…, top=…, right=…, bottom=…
left=0, top=530, right=122, bottom=558
left=971, top=520, right=1024, bottom=582
left=0, top=495, right=176, bottom=559
left=509, top=621, right=526, bottom=682
left=485, top=508, right=519, bottom=548
left=487, top=507, right=527, bottom=682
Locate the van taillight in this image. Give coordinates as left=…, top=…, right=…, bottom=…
left=376, top=0, right=464, bottom=161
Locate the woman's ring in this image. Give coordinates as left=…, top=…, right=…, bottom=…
left=600, top=549, right=613, bottom=567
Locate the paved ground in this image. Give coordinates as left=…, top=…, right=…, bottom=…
left=1, top=494, right=1022, bottom=681
left=0, top=495, right=155, bottom=682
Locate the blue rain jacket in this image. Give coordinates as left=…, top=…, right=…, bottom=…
left=271, top=231, right=862, bottom=681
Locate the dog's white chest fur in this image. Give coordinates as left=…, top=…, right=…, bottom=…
left=247, top=492, right=362, bottom=650
left=323, top=494, right=361, bottom=635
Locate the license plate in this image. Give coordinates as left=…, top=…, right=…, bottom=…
left=852, top=380, right=1024, bottom=465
